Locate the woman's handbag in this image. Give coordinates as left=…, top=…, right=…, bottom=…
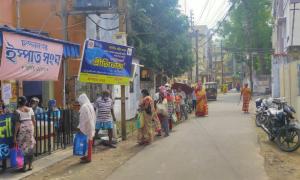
left=73, top=132, right=87, bottom=156
left=10, top=145, right=24, bottom=169
left=136, top=113, right=144, bottom=129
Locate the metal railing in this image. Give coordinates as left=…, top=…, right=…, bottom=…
left=0, top=109, right=78, bottom=170
left=34, top=109, right=77, bottom=157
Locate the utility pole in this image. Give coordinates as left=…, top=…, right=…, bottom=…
left=195, top=30, right=199, bottom=83
left=221, top=40, right=224, bottom=86
left=250, top=53, right=254, bottom=92
left=189, top=10, right=194, bottom=83
left=61, top=0, right=68, bottom=108
left=118, top=0, right=127, bottom=141
left=291, top=2, right=299, bottom=46
left=16, top=0, right=23, bottom=97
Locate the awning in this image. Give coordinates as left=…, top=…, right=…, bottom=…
left=0, top=26, right=80, bottom=58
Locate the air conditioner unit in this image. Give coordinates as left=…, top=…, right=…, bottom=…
left=73, top=0, right=117, bottom=10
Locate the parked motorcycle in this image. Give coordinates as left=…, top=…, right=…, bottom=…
left=256, top=98, right=300, bottom=152
left=255, top=98, right=274, bottom=127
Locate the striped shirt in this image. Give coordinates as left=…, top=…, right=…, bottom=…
left=94, top=97, right=113, bottom=122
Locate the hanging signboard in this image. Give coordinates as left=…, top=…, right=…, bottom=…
left=0, top=114, right=13, bottom=160
left=0, top=32, right=63, bottom=80
left=79, top=39, right=133, bottom=85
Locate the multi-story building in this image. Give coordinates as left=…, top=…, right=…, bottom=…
left=272, top=0, right=300, bottom=119
left=191, top=25, right=209, bottom=84
left=0, top=0, right=140, bottom=120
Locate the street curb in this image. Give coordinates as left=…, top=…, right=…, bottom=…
left=1, top=148, right=73, bottom=180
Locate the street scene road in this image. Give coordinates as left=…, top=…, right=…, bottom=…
left=1, top=0, right=300, bottom=180
left=106, top=93, right=268, bottom=180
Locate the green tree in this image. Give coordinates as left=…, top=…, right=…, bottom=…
left=219, top=0, right=272, bottom=74
left=127, top=0, right=194, bottom=77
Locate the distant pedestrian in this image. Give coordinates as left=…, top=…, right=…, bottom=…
left=13, top=96, right=36, bottom=171
left=94, top=90, right=116, bottom=148
left=77, top=93, right=96, bottom=163
left=138, top=89, right=155, bottom=145
left=241, top=83, right=251, bottom=113
left=236, top=83, right=241, bottom=92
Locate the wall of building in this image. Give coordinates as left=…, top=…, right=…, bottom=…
left=19, top=0, right=86, bottom=106
left=278, top=59, right=300, bottom=120
left=287, top=3, right=300, bottom=47
left=0, top=0, right=15, bottom=27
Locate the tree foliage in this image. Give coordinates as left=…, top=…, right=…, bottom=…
left=127, top=0, right=194, bottom=76
left=219, top=0, right=272, bottom=74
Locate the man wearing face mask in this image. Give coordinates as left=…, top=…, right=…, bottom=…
left=30, top=97, right=43, bottom=115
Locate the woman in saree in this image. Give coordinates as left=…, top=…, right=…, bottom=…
left=241, top=83, right=251, bottom=113
left=137, top=89, right=155, bottom=145
left=195, top=83, right=208, bottom=117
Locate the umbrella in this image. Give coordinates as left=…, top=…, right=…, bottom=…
left=172, top=83, right=194, bottom=94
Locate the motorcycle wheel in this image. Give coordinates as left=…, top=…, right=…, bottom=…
left=275, top=128, right=300, bottom=152
left=255, top=114, right=262, bottom=127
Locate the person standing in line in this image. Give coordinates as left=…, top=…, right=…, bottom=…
left=175, top=93, right=182, bottom=121
left=241, top=83, right=252, bottom=113
left=166, top=88, right=174, bottom=131
left=156, top=87, right=169, bottom=137
left=13, top=96, right=36, bottom=171
left=77, top=93, right=96, bottom=163
left=178, top=88, right=187, bottom=120
left=94, top=90, right=116, bottom=148
left=30, top=97, right=43, bottom=115
left=138, top=89, right=155, bottom=145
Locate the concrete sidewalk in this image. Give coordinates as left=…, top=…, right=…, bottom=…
left=1, top=148, right=73, bottom=180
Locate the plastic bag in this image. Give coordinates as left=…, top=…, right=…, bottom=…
left=172, top=113, right=178, bottom=123
left=136, top=113, right=144, bottom=129
left=73, top=132, right=87, bottom=156
left=10, top=146, right=24, bottom=169
left=157, top=102, right=168, bottom=116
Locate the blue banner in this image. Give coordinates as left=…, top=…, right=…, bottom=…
left=79, top=39, right=134, bottom=85
left=0, top=114, right=13, bottom=160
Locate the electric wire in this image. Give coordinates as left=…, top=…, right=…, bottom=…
left=196, top=0, right=210, bottom=24
left=87, top=15, right=119, bottom=31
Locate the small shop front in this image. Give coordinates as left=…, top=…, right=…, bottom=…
left=0, top=26, right=80, bottom=110
left=0, top=26, right=80, bottom=167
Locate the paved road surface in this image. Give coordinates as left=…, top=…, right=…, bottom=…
left=106, top=93, right=268, bottom=180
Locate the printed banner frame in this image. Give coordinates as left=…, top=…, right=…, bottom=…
left=0, top=32, right=63, bottom=81
left=78, top=39, right=133, bottom=85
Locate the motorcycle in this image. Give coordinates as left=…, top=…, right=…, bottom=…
left=258, top=99, right=300, bottom=152
left=255, top=98, right=274, bottom=127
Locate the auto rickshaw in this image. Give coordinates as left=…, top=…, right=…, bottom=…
left=205, top=82, right=218, bottom=101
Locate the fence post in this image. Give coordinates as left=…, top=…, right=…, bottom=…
left=47, top=110, right=51, bottom=154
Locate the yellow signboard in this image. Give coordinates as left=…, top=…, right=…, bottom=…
left=79, top=73, right=130, bottom=85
